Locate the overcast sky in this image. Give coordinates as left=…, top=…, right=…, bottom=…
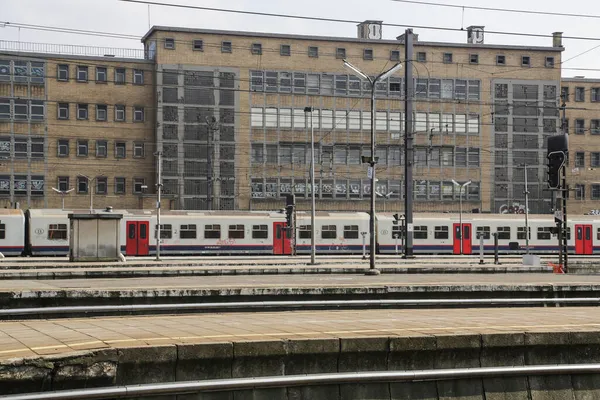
left=2, top=0, right=600, bottom=78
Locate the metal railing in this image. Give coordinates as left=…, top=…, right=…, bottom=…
left=3, top=364, right=600, bottom=400
left=0, top=40, right=146, bottom=59
left=2, top=298, right=600, bottom=319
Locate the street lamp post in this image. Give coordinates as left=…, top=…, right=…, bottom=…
left=52, top=187, right=74, bottom=210
left=452, top=180, right=472, bottom=255
left=78, top=174, right=104, bottom=213
left=376, top=190, right=394, bottom=213
left=343, top=59, right=402, bottom=274
left=304, top=107, right=317, bottom=265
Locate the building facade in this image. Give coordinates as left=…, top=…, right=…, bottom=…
left=142, top=24, right=563, bottom=213
left=0, top=49, right=156, bottom=210
left=562, top=78, right=600, bottom=215
left=0, top=24, right=570, bottom=214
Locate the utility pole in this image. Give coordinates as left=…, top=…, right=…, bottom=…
left=523, top=164, right=530, bottom=254
left=561, top=102, right=569, bottom=272
left=404, top=28, right=415, bottom=258
left=304, top=107, right=316, bottom=265
left=155, top=151, right=162, bottom=261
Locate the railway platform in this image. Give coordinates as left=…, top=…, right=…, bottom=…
left=3, top=307, right=600, bottom=397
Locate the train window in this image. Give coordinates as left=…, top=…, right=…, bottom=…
left=517, top=227, right=530, bottom=240
left=321, top=225, right=337, bottom=239
left=180, top=224, right=197, bottom=239
left=299, top=225, right=312, bottom=239
left=537, top=227, right=553, bottom=240
left=476, top=226, right=491, bottom=240
left=205, top=224, right=221, bottom=239
left=0, top=223, right=4, bottom=239
left=414, top=226, right=428, bottom=239
left=48, top=224, right=68, bottom=240
left=392, top=226, right=405, bottom=239
left=566, top=227, right=571, bottom=240
left=434, top=226, right=449, bottom=239
left=343, top=225, right=359, bottom=239
left=577, top=227, right=583, bottom=241
left=229, top=225, right=245, bottom=239
left=140, top=224, right=147, bottom=240
left=597, top=228, right=600, bottom=241
left=252, top=225, right=268, bottom=239
left=159, top=224, right=172, bottom=239
left=497, top=227, right=511, bottom=240
left=128, top=224, right=136, bottom=239
left=586, top=227, right=591, bottom=241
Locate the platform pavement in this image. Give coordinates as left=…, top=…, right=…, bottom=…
left=0, top=255, right=561, bottom=280
left=0, top=306, right=596, bottom=361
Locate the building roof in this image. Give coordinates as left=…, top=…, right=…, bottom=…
left=141, top=26, right=564, bottom=52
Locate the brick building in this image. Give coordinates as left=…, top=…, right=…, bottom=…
left=561, top=78, right=600, bottom=215
left=0, top=47, right=156, bottom=210
left=0, top=23, right=574, bottom=214
left=142, top=23, right=564, bottom=213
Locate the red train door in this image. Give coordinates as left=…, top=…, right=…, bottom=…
left=273, top=222, right=292, bottom=255
left=126, top=221, right=150, bottom=256
left=575, top=224, right=593, bottom=255
left=453, top=223, right=472, bottom=255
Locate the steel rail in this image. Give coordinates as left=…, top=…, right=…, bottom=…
left=2, top=298, right=600, bottom=318
left=3, top=364, right=600, bottom=400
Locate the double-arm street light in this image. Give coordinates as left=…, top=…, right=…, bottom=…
left=343, top=59, right=402, bottom=274
left=51, top=187, right=74, bottom=210
left=77, top=174, right=104, bottom=213
left=452, top=179, right=472, bottom=255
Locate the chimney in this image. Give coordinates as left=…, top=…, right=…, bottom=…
left=467, top=26, right=485, bottom=44
left=553, top=32, right=563, bottom=47
left=357, top=20, right=383, bottom=40
left=396, top=32, right=418, bottom=43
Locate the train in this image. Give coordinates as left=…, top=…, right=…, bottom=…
left=0, top=208, right=597, bottom=257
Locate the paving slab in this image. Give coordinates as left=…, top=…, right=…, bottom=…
left=0, top=307, right=598, bottom=361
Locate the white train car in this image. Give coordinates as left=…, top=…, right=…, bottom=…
left=0, top=209, right=25, bottom=256
left=26, top=209, right=71, bottom=256
left=296, top=211, right=370, bottom=254
left=376, top=213, right=600, bottom=255
left=120, top=210, right=287, bottom=256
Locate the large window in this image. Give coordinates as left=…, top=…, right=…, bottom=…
left=497, top=227, right=511, bottom=240
left=434, top=226, right=449, bottom=240
left=343, top=225, right=359, bottom=239
left=414, top=226, right=428, bottom=240
left=229, top=224, right=245, bottom=239
left=48, top=224, right=67, bottom=240
left=205, top=224, right=221, bottom=239
left=517, top=227, right=530, bottom=240
left=537, top=227, right=553, bottom=240
left=252, top=225, right=268, bottom=239
left=158, top=224, right=172, bottom=239
left=321, top=225, right=337, bottom=239
left=0, top=223, right=4, bottom=240
left=476, top=226, right=491, bottom=240
left=299, top=225, right=312, bottom=239
left=180, top=224, right=197, bottom=239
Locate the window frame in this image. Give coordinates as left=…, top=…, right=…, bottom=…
left=115, top=68, right=126, bottom=85
left=58, top=103, right=69, bottom=120
left=443, top=53, right=453, bottom=64
left=308, top=46, right=319, bottom=58
left=336, top=48, right=346, bottom=59
left=114, top=177, right=126, bottom=194
left=251, top=43, right=262, bottom=55
left=363, top=48, right=374, bottom=61
left=95, top=177, right=108, bottom=195
left=192, top=39, right=204, bottom=51
left=115, top=104, right=126, bottom=122
left=77, top=103, right=88, bottom=120
left=76, top=139, right=88, bottom=157
left=280, top=44, right=291, bottom=56
left=133, top=69, right=144, bottom=85
left=417, top=52, right=427, bottom=62
left=77, top=176, right=88, bottom=194
left=469, top=54, right=479, bottom=64
left=76, top=65, right=88, bottom=82
left=164, top=38, right=175, bottom=49
left=57, top=64, right=69, bottom=81
left=496, top=55, right=506, bottom=66
left=497, top=226, right=511, bottom=240
left=221, top=41, right=232, bottom=53
left=58, top=139, right=69, bottom=157
left=390, top=50, right=400, bottom=61
left=343, top=225, right=359, bottom=239
left=95, top=66, right=107, bottom=83
left=521, top=56, right=531, bottom=67
left=575, top=87, right=585, bottom=102
left=252, top=224, right=268, bottom=239
left=321, top=225, right=337, bottom=239
left=133, top=106, right=144, bottom=122
left=96, top=140, right=107, bottom=158
left=434, top=226, right=449, bottom=240
left=133, top=142, right=145, bottom=158
left=132, top=178, right=145, bottom=194
left=96, top=104, right=107, bottom=121
left=57, top=176, right=69, bottom=192
left=48, top=224, right=68, bottom=241
left=228, top=224, right=245, bottom=239
left=115, top=141, right=126, bottom=159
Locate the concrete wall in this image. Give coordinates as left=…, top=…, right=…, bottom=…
left=3, top=332, right=600, bottom=398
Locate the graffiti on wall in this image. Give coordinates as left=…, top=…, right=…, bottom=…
left=498, top=202, right=528, bottom=214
